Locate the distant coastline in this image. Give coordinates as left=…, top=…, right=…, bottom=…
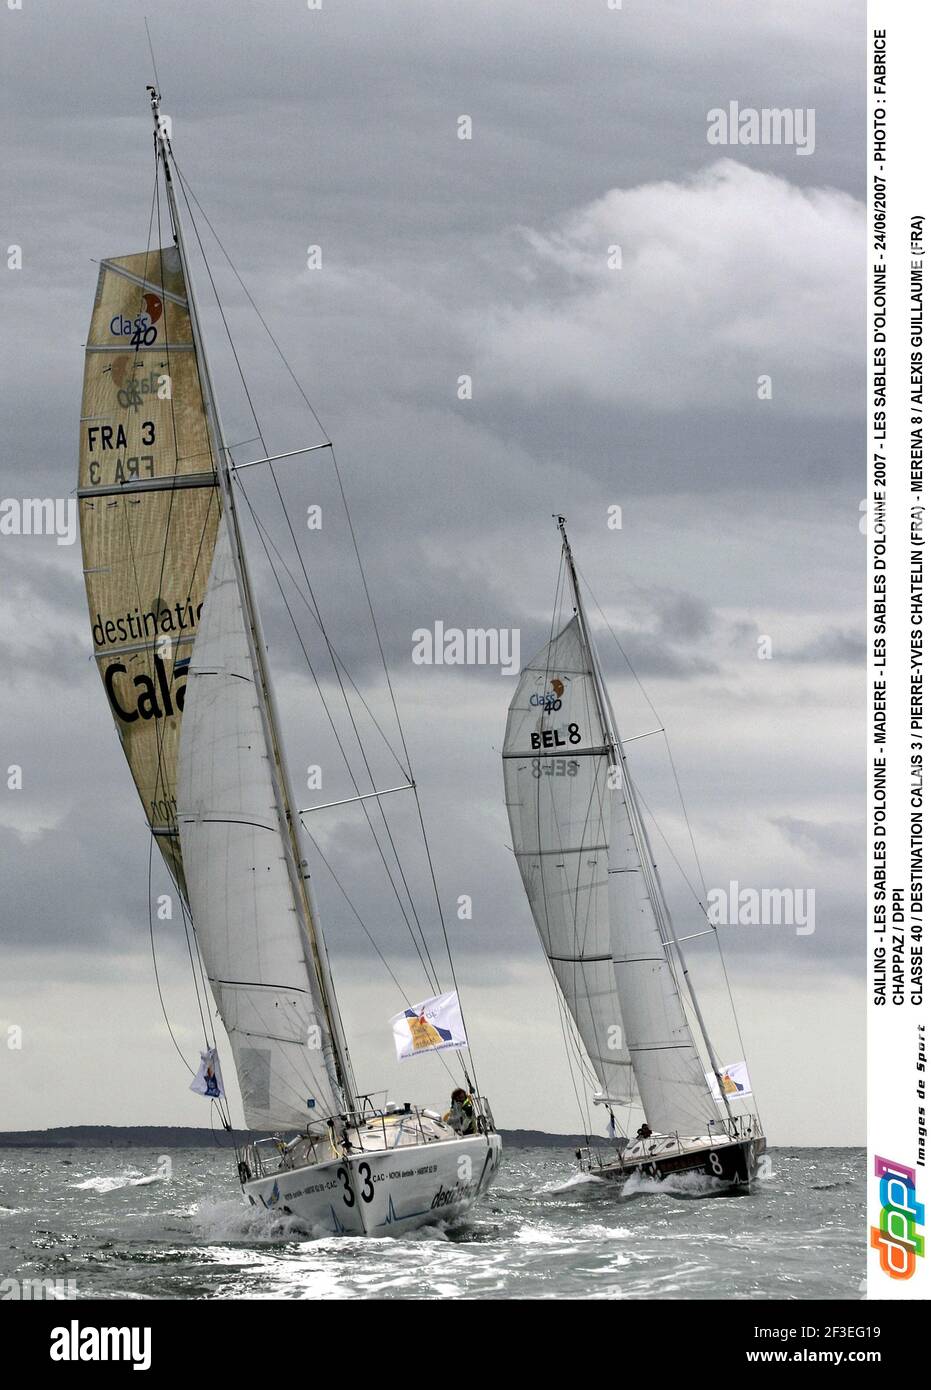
left=0, top=1125, right=613, bottom=1150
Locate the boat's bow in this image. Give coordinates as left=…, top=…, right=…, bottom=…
left=238, top=1100, right=502, bottom=1236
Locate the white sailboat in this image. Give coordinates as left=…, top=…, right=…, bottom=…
left=77, top=88, right=501, bottom=1236
left=503, top=517, right=765, bottom=1187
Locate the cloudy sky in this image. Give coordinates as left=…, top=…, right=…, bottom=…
left=1, top=0, right=865, bottom=1145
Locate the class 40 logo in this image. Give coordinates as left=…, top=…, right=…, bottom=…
left=109, top=294, right=163, bottom=346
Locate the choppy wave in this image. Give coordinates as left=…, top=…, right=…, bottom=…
left=620, top=1167, right=734, bottom=1199
left=538, top=1170, right=607, bottom=1196
left=70, top=1170, right=169, bottom=1193
left=0, top=1145, right=865, bottom=1299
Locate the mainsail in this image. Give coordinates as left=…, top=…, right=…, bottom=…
left=78, top=247, right=221, bottom=895
left=505, top=566, right=722, bottom=1137
left=176, top=524, right=343, bottom=1130
left=503, top=618, right=634, bottom=1106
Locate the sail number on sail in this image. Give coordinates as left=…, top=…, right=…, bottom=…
left=85, top=421, right=157, bottom=487
left=529, top=722, right=583, bottom=750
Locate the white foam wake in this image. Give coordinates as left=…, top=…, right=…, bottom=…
left=621, top=1167, right=730, bottom=1198
left=539, top=1169, right=607, bottom=1196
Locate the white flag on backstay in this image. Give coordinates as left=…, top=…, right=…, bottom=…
left=189, top=1047, right=226, bottom=1099
left=705, top=1060, right=752, bottom=1103
left=391, top=991, right=468, bottom=1061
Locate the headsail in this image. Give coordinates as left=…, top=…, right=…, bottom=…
left=176, top=523, right=343, bottom=1130
left=503, top=617, right=634, bottom=1105
left=78, top=247, right=221, bottom=895
left=605, top=747, right=718, bottom=1135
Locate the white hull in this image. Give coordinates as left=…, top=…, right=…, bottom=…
left=243, top=1132, right=502, bottom=1237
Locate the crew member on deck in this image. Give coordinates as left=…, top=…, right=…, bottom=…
left=636, top=1123, right=653, bottom=1141
left=445, top=1088, right=477, bottom=1135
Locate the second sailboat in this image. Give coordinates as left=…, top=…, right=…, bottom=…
left=503, top=518, right=765, bottom=1188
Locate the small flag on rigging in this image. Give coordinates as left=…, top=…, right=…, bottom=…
left=705, top=1060, right=752, bottom=1102
left=391, top=991, right=468, bottom=1061
left=190, top=1047, right=225, bottom=1100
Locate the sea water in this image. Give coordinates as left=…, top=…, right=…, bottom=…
left=0, top=1144, right=864, bottom=1300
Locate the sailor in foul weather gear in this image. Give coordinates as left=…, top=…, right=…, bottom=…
left=444, top=1088, right=477, bottom=1135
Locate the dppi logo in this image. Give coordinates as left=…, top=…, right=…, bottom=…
left=530, top=676, right=566, bottom=713
left=870, top=1155, right=925, bottom=1279
left=110, top=293, right=163, bottom=347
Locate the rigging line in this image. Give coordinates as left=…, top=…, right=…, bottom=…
left=553, top=971, right=596, bottom=1144
left=235, top=487, right=438, bottom=1003
left=174, top=169, right=478, bottom=1084
left=160, top=176, right=358, bottom=1106
left=146, top=152, right=191, bottom=835
left=619, top=731, right=740, bottom=1067
left=116, top=167, right=196, bottom=992
left=143, top=18, right=162, bottom=93
left=149, top=164, right=224, bottom=1061
left=579, top=570, right=711, bottom=898
left=531, top=552, right=599, bottom=1132
left=177, top=155, right=423, bottom=785
left=404, top=781, right=477, bottom=1086
left=179, top=889, right=221, bottom=1054
left=551, top=557, right=618, bottom=1104
left=146, top=834, right=195, bottom=1076
left=583, top=579, right=757, bottom=1101
left=172, top=177, right=443, bottom=1002
left=631, top=774, right=755, bottom=1092
left=233, top=995, right=334, bottom=1112
left=175, top=882, right=212, bottom=1046
left=232, top=477, right=439, bottom=995
left=175, top=168, right=474, bottom=1073
left=119, top=170, right=184, bottom=878
left=126, top=158, right=226, bottom=1101
left=302, top=825, right=465, bottom=1092
left=554, top=964, right=603, bottom=1119
left=542, top=656, right=614, bottom=1089
left=173, top=167, right=331, bottom=441
left=223, top=472, right=407, bottom=777
left=130, top=159, right=176, bottom=823
left=570, top=548, right=720, bottom=1104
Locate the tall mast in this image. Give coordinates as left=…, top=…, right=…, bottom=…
left=555, top=516, right=734, bottom=1126
left=148, top=88, right=357, bottom=1110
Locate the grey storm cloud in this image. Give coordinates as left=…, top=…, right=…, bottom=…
left=0, top=0, right=866, bottom=1137
left=771, top=815, right=864, bottom=860
left=785, top=625, right=866, bottom=665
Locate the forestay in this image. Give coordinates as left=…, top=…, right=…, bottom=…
left=177, top=523, right=342, bottom=1130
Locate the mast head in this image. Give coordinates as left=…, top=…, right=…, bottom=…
left=147, top=85, right=173, bottom=160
